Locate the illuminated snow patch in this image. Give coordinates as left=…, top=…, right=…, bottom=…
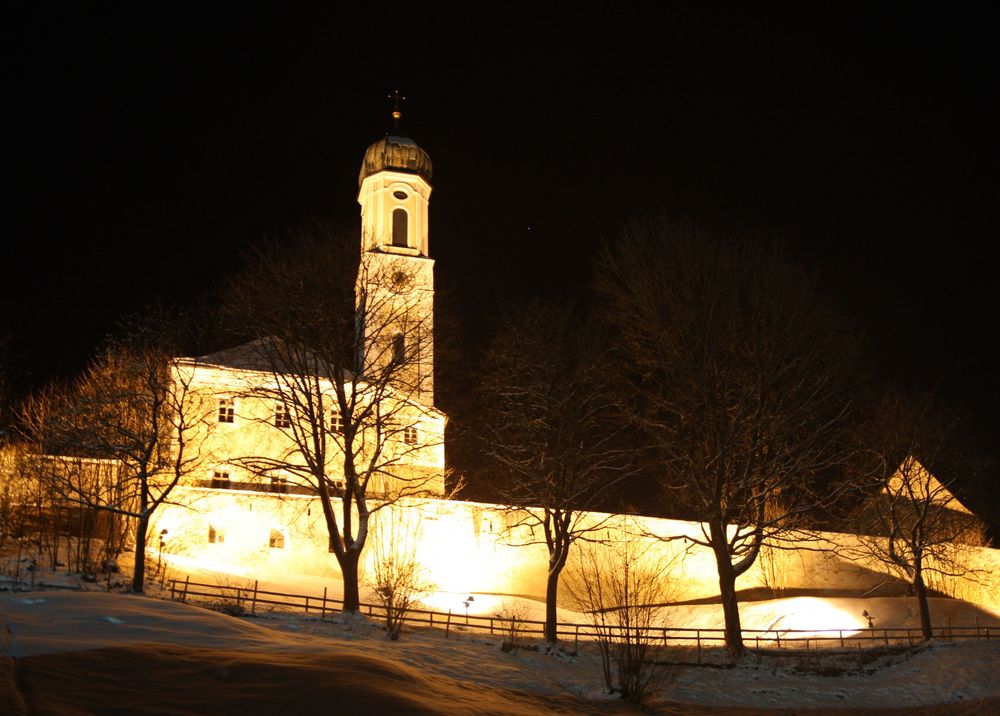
left=751, top=596, right=868, bottom=638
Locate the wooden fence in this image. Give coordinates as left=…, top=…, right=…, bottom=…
left=168, top=577, right=996, bottom=658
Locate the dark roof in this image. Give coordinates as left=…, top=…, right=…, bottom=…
left=190, top=337, right=342, bottom=381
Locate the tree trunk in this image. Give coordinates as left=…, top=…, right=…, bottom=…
left=714, top=546, right=745, bottom=658
left=914, top=564, right=933, bottom=641
left=132, top=513, right=149, bottom=593
left=340, top=549, right=361, bottom=613
left=544, top=565, right=560, bottom=643
left=544, top=526, right=571, bottom=644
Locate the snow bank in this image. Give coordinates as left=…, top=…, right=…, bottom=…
left=2, top=590, right=999, bottom=714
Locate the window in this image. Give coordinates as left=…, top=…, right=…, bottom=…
left=404, top=426, right=418, bottom=446
left=391, top=208, right=408, bottom=247
left=208, top=525, right=225, bottom=544
left=210, top=470, right=231, bottom=489
left=218, top=398, right=235, bottom=423
left=330, top=409, right=344, bottom=433
left=274, top=402, right=292, bottom=428
left=269, top=529, right=285, bottom=549
left=269, top=474, right=289, bottom=494
left=392, top=333, right=406, bottom=363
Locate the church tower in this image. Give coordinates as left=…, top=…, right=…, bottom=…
left=357, top=131, right=435, bottom=404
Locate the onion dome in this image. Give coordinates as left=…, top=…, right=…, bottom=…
left=358, top=135, right=433, bottom=187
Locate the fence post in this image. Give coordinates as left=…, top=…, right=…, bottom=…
left=251, top=580, right=258, bottom=615
left=182, top=575, right=190, bottom=603
left=883, top=629, right=889, bottom=645
left=696, top=630, right=702, bottom=664
left=445, top=609, right=451, bottom=639
left=575, top=624, right=579, bottom=654
left=169, top=579, right=175, bottom=601
left=839, top=630, right=844, bottom=648
left=321, top=587, right=327, bottom=619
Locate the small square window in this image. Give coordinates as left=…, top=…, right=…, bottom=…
left=218, top=398, right=235, bottom=423
left=270, top=474, right=289, bottom=494
left=330, top=409, right=344, bottom=433
left=211, top=470, right=231, bottom=489
left=403, top=426, right=418, bottom=446
left=274, top=403, right=292, bottom=429
left=208, top=525, right=225, bottom=544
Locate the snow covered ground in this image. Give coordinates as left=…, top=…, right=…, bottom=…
left=2, top=581, right=999, bottom=714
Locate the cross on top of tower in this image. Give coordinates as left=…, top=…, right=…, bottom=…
left=387, top=90, right=406, bottom=131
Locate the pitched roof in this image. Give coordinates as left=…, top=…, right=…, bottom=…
left=883, top=456, right=974, bottom=515
left=190, top=337, right=349, bottom=380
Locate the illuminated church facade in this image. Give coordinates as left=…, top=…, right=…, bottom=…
left=149, top=132, right=453, bottom=575
left=170, top=132, right=445, bottom=502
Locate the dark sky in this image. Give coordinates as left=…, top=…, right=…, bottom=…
left=4, top=6, right=998, bottom=509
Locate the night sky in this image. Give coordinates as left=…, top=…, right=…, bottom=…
left=4, top=7, right=998, bottom=513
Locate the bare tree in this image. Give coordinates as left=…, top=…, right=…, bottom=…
left=564, top=525, right=677, bottom=703
left=369, top=509, right=433, bottom=639
left=0, top=444, right=36, bottom=578
left=851, top=390, right=987, bottom=640
left=21, top=314, right=210, bottom=592
left=477, top=299, right=636, bottom=643
left=596, top=218, right=864, bottom=657
left=13, top=450, right=130, bottom=577
left=220, top=225, right=442, bottom=612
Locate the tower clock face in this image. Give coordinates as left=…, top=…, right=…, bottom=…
left=389, top=269, right=415, bottom=293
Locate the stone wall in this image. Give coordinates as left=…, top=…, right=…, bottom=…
left=152, top=487, right=1000, bottom=610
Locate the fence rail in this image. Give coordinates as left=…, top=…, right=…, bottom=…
left=167, top=577, right=996, bottom=657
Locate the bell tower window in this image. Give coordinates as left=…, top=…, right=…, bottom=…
left=392, top=208, right=408, bottom=247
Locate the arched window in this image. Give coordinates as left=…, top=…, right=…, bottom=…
left=391, top=208, right=408, bottom=247
left=269, top=529, right=285, bottom=549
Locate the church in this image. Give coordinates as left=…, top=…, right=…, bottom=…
left=151, top=130, right=448, bottom=574
left=145, top=131, right=998, bottom=613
